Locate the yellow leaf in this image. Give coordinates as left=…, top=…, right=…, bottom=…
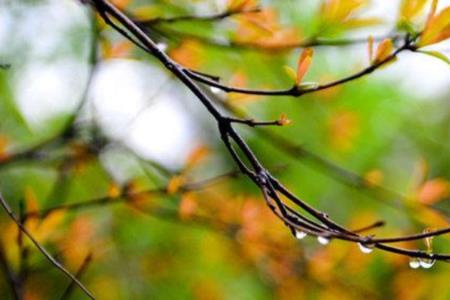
left=321, top=0, right=368, bottom=23
left=373, top=38, right=394, bottom=64
left=107, top=183, right=121, bottom=198
left=367, top=35, right=374, bottom=63
left=167, top=175, right=185, bottom=195
left=133, top=6, right=160, bottom=21
left=35, top=210, right=65, bottom=243
left=296, top=48, right=314, bottom=85
left=227, top=0, right=258, bottom=12
left=419, top=6, right=450, bottom=46
left=278, top=113, right=292, bottom=126
left=399, top=0, right=429, bottom=21
left=343, top=17, right=383, bottom=29
left=423, top=228, right=434, bottom=252
left=426, top=0, right=439, bottom=25
left=417, top=178, right=450, bottom=204
left=283, top=66, right=297, bottom=83
left=364, top=169, right=384, bottom=187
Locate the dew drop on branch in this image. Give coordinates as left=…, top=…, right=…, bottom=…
left=419, top=258, right=435, bottom=269
left=358, top=243, right=373, bottom=254
left=317, top=236, right=330, bottom=245
left=210, top=86, right=221, bottom=94
left=409, top=258, right=420, bottom=269
left=156, top=43, right=168, bottom=52
left=295, top=231, right=307, bottom=240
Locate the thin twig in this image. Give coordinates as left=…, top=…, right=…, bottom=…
left=0, top=193, right=95, bottom=299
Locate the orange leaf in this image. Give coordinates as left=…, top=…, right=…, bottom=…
left=296, top=48, right=314, bottom=85
left=0, top=135, right=10, bottom=161
left=167, top=175, right=185, bottom=195
left=227, top=0, right=258, bottom=12
left=185, top=146, right=209, bottom=169
left=419, top=6, right=450, bottom=46
left=107, top=183, right=121, bottom=198
left=102, top=40, right=133, bottom=59
left=169, top=39, right=204, bottom=69
left=373, top=38, right=394, bottom=64
left=417, top=178, right=450, bottom=205
left=179, top=193, right=198, bottom=220
left=111, top=0, right=133, bottom=10
left=328, top=110, right=360, bottom=151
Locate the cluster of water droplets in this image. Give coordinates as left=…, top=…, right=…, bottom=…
left=294, top=230, right=437, bottom=269
left=409, top=258, right=436, bottom=269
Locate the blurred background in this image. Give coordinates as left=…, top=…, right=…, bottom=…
left=0, top=0, right=449, bottom=299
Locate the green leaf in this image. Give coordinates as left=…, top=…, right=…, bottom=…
left=0, top=70, right=31, bottom=133
left=417, top=50, right=450, bottom=65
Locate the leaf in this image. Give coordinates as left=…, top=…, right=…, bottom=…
left=178, top=193, right=198, bottom=220
left=107, top=183, right=121, bottom=198
left=419, top=6, right=450, bottom=46
left=102, top=40, right=133, bottom=59
left=367, top=35, right=374, bottom=63
left=227, top=0, right=258, bottom=12
left=321, top=0, right=368, bottom=23
left=169, top=39, right=204, bottom=69
left=343, top=17, right=383, bottom=29
left=423, top=228, right=434, bottom=252
left=167, top=175, right=185, bottom=194
left=319, top=0, right=377, bottom=33
left=296, top=48, right=314, bottom=85
left=0, top=135, right=10, bottom=162
left=278, top=113, right=292, bottom=126
left=283, top=66, right=297, bottom=83
left=328, top=110, right=360, bottom=151
left=185, top=145, right=209, bottom=168
left=399, top=0, right=429, bottom=21
left=373, top=38, right=394, bottom=64
left=111, top=0, right=133, bottom=10
left=417, top=178, right=450, bottom=205
left=364, top=169, right=384, bottom=187
left=417, top=50, right=450, bottom=64
left=133, top=6, right=161, bottom=21
left=0, top=71, right=31, bottom=133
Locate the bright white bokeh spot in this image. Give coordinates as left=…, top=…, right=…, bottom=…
left=15, top=60, right=86, bottom=127
left=92, top=60, right=200, bottom=167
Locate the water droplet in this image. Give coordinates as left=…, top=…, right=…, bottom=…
left=317, top=236, right=330, bottom=245
left=210, top=86, right=221, bottom=94
left=409, top=258, right=420, bottom=269
left=299, top=82, right=319, bottom=90
left=295, top=231, right=307, bottom=240
left=419, top=258, right=435, bottom=269
left=358, top=242, right=373, bottom=254
left=156, top=43, right=168, bottom=52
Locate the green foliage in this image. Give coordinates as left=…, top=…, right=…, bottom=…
left=0, top=0, right=449, bottom=299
